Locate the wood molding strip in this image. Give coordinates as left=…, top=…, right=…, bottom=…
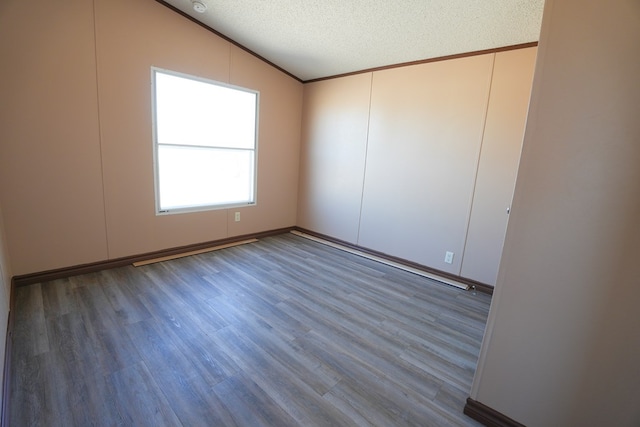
left=12, top=227, right=294, bottom=287
left=154, top=0, right=303, bottom=83
left=464, top=398, right=526, bottom=427
left=1, top=278, right=16, bottom=427
left=292, top=230, right=468, bottom=290
left=293, top=227, right=493, bottom=295
left=132, top=238, right=258, bottom=267
left=304, top=42, right=539, bottom=84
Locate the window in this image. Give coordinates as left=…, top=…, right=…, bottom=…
left=151, top=68, right=258, bottom=214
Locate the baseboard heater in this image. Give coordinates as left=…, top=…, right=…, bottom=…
left=290, top=230, right=468, bottom=291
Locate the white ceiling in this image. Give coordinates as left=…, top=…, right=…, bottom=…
left=160, top=0, right=545, bottom=82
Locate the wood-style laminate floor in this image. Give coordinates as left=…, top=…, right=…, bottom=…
left=10, top=233, right=491, bottom=426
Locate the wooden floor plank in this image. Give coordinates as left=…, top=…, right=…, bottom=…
left=13, top=284, right=49, bottom=358
left=212, top=326, right=357, bottom=426
left=212, top=372, right=300, bottom=427
left=9, top=233, right=488, bottom=426
left=107, top=361, right=183, bottom=426
left=41, top=278, right=76, bottom=319
left=99, top=269, right=153, bottom=326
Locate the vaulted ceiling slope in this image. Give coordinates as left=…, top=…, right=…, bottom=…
left=160, top=0, right=544, bottom=82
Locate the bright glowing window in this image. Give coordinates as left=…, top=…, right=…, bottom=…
left=151, top=68, right=258, bottom=214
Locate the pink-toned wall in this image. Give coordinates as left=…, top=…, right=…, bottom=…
left=297, top=73, right=372, bottom=243
left=0, top=0, right=108, bottom=275
left=461, top=47, right=537, bottom=284
left=0, top=0, right=303, bottom=275
left=471, top=0, right=640, bottom=425
left=298, top=48, right=537, bottom=285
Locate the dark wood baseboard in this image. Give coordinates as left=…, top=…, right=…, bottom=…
left=464, top=398, right=525, bottom=427
left=1, top=278, right=15, bottom=427
left=13, top=226, right=494, bottom=296
left=294, top=227, right=493, bottom=295
left=13, top=227, right=294, bottom=287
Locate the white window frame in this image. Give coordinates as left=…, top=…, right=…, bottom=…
left=151, top=67, right=259, bottom=215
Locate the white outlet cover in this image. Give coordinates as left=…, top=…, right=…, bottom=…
left=445, top=251, right=454, bottom=264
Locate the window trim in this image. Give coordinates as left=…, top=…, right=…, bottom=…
left=151, top=67, right=259, bottom=215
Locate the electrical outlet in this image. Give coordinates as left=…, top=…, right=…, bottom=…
left=444, top=251, right=454, bottom=264
left=234, top=212, right=241, bottom=222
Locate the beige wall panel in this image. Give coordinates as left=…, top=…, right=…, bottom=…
left=460, top=47, right=537, bottom=285
left=0, top=0, right=108, bottom=274
left=228, top=47, right=303, bottom=236
left=472, top=0, right=640, bottom=425
left=95, top=0, right=233, bottom=258
left=297, top=74, right=372, bottom=243
left=358, top=55, right=493, bottom=274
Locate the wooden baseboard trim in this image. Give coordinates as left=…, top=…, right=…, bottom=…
left=1, top=278, right=16, bottom=427
left=12, top=227, right=294, bottom=287
left=469, top=281, right=494, bottom=295
left=132, top=239, right=258, bottom=267
left=293, top=227, right=493, bottom=295
left=292, top=230, right=469, bottom=290
left=464, top=398, right=525, bottom=427
left=12, top=227, right=493, bottom=295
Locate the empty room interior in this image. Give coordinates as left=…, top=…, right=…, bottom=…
left=0, top=0, right=638, bottom=426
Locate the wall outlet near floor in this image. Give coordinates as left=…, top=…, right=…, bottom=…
left=234, top=212, right=241, bottom=222
left=444, top=251, right=454, bottom=264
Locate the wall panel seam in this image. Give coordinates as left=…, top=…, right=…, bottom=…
left=458, top=54, right=497, bottom=275
left=355, top=73, right=374, bottom=245
left=92, top=0, right=112, bottom=261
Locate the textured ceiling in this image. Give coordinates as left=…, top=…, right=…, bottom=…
left=160, top=0, right=545, bottom=82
